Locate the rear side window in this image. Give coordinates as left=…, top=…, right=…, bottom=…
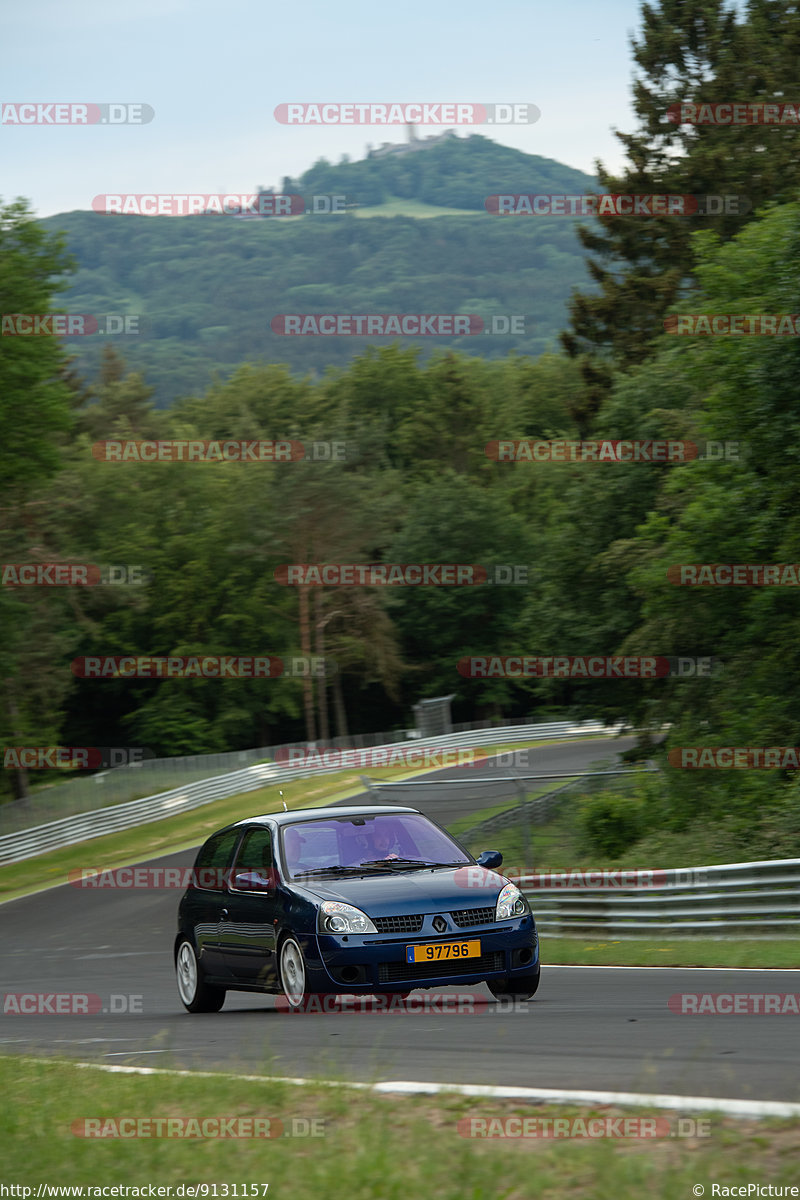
left=232, top=828, right=275, bottom=880
left=235, top=828, right=274, bottom=871
left=192, top=829, right=240, bottom=891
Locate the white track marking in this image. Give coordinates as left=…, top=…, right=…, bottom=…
left=12, top=1058, right=796, bottom=1120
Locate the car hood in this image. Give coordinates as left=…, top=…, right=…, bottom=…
left=295, top=867, right=510, bottom=916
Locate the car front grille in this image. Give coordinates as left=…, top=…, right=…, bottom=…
left=450, top=907, right=496, bottom=928
left=373, top=914, right=424, bottom=934
left=378, top=951, right=504, bottom=983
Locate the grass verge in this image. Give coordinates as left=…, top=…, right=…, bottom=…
left=2, top=1056, right=799, bottom=1198
left=542, top=937, right=800, bottom=968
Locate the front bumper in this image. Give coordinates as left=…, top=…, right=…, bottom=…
left=304, top=915, right=538, bottom=993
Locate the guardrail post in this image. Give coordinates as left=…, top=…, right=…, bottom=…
left=507, top=769, right=533, bottom=875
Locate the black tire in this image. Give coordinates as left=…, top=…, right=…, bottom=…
left=487, top=967, right=540, bottom=1001
left=175, top=938, right=226, bottom=1013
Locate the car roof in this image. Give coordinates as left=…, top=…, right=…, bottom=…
left=232, top=804, right=420, bottom=827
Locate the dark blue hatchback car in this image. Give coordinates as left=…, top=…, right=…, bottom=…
left=175, top=805, right=539, bottom=1011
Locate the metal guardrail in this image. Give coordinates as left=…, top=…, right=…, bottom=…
left=513, top=860, right=800, bottom=936
left=0, top=717, right=618, bottom=835
left=0, top=720, right=620, bottom=865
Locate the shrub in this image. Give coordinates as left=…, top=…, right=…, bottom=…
left=577, top=791, right=646, bottom=858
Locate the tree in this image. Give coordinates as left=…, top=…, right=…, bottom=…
left=0, top=198, right=74, bottom=501
left=0, top=198, right=76, bottom=800
left=269, top=453, right=406, bottom=740
left=561, top=0, right=800, bottom=429
left=614, top=201, right=800, bottom=831
left=386, top=472, right=536, bottom=715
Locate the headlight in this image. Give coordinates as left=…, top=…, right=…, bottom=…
left=495, top=883, right=529, bottom=921
left=318, top=901, right=377, bottom=934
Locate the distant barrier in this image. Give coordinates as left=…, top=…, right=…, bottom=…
left=0, top=721, right=619, bottom=865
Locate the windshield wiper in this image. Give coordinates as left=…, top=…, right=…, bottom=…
left=293, top=859, right=471, bottom=877
left=357, top=858, right=468, bottom=871
left=292, top=865, right=386, bottom=877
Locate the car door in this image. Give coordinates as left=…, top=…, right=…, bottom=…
left=218, top=825, right=280, bottom=987
left=188, top=827, right=242, bottom=979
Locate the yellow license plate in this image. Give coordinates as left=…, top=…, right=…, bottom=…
left=406, top=940, right=480, bottom=964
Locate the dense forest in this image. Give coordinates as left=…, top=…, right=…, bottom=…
left=4, top=0, right=800, bottom=860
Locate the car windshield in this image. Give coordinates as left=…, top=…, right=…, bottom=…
left=280, top=813, right=470, bottom=877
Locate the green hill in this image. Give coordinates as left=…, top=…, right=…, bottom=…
left=42, top=135, right=599, bottom=404
left=281, top=131, right=597, bottom=209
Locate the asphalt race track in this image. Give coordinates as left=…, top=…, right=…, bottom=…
left=2, top=737, right=799, bottom=1106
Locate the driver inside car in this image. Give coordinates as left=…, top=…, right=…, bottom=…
left=370, top=822, right=403, bottom=861
left=283, top=827, right=314, bottom=874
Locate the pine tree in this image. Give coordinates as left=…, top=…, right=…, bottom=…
left=561, top=0, right=800, bottom=431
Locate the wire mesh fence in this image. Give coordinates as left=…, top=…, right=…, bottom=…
left=359, top=748, right=661, bottom=877
left=0, top=718, right=617, bottom=838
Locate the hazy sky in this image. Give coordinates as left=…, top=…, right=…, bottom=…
left=3, top=0, right=649, bottom=218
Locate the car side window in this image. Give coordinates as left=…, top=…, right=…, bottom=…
left=231, top=828, right=274, bottom=883
left=192, top=829, right=240, bottom=891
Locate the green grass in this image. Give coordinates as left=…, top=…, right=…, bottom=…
left=2, top=1056, right=799, bottom=1197
left=542, top=937, right=800, bottom=967
left=447, top=780, right=579, bottom=841
left=453, top=790, right=579, bottom=865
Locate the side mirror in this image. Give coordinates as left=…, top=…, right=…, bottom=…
left=232, top=870, right=276, bottom=893
left=476, top=850, right=503, bottom=870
